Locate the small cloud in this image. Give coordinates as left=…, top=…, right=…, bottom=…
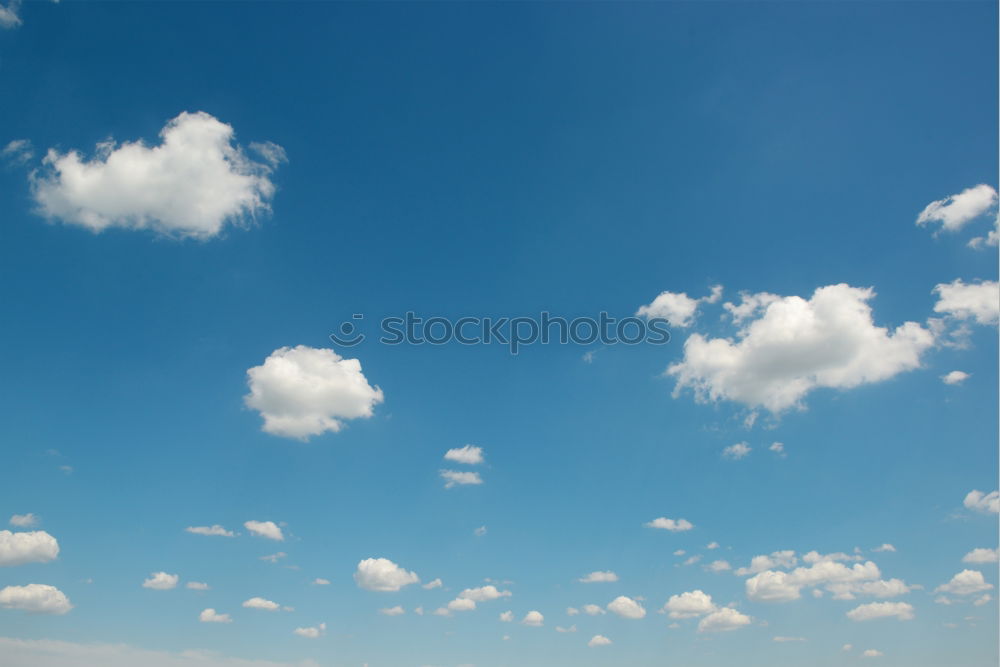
left=474, top=525, right=487, bottom=537
left=142, top=572, right=178, bottom=590
left=8, top=513, right=38, bottom=527
left=1, top=139, right=33, bottom=165
left=444, top=445, right=484, bottom=465
left=581, top=604, right=606, bottom=616
left=645, top=517, right=694, bottom=532
left=587, top=634, right=612, bottom=647
left=722, top=442, right=751, bottom=460
left=379, top=605, right=405, bottom=616
left=873, top=544, right=896, bottom=553
left=704, top=560, right=731, bottom=573
left=769, top=442, right=786, bottom=457
left=499, top=610, right=514, bottom=622
left=243, top=597, right=281, bottom=611
left=440, top=470, right=483, bottom=488
left=185, top=524, right=235, bottom=537
left=260, top=552, right=287, bottom=564
left=941, top=370, right=970, bottom=385
left=862, top=649, right=884, bottom=658
left=963, top=548, right=999, bottom=564
left=58, top=465, right=73, bottom=474
left=917, top=184, right=998, bottom=233
left=312, top=578, right=331, bottom=586
left=185, top=582, right=210, bottom=591
left=422, top=578, right=443, bottom=590
left=706, top=541, right=720, bottom=550
left=964, top=489, right=1000, bottom=514
left=293, top=622, right=326, bottom=638
left=578, top=571, right=618, bottom=584
left=354, top=557, right=420, bottom=592
left=607, top=595, right=645, bottom=619
left=521, top=610, right=544, bottom=626
left=244, top=520, right=284, bottom=541
left=199, top=608, right=231, bottom=623
left=555, top=624, right=577, bottom=633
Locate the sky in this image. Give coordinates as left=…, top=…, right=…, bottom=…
left=0, top=2, right=998, bottom=666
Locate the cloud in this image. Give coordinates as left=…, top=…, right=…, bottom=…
left=735, top=550, right=798, bottom=576
left=443, top=445, right=484, bottom=465
left=142, top=572, right=178, bottom=590
left=581, top=604, right=605, bottom=616
left=199, top=608, right=232, bottom=624
left=768, top=442, right=786, bottom=457
left=964, top=490, right=1000, bottom=514
left=458, top=585, right=511, bottom=602
left=935, top=570, right=993, bottom=596
left=745, top=560, right=884, bottom=602
left=668, top=284, right=934, bottom=413
left=0, top=530, right=59, bottom=567
left=185, top=582, right=209, bottom=591
left=773, top=636, right=806, bottom=642
left=2, top=139, right=33, bottom=165
left=606, top=596, right=645, bottom=619
left=578, top=571, right=618, bottom=583
left=0, top=585, right=72, bottom=614
left=845, top=602, right=914, bottom=622
left=705, top=560, right=732, bottom=573
left=0, top=638, right=320, bottom=667
left=645, top=517, right=693, bottom=532
left=499, top=610, right=513, bottom=622
left=933, top=280, right=1000, bottom=326
left=0, top=0, right=21, bottom=29
left=636, top=286, right=723, bottom=328
left=722, top=442, right=751, bottom=460
left=698, top=607, right=752, bottom=633
left=260, top=552, right=286, bottom=564
left=439, top=470, right=483, bottom=489
left=587, top=635, right=612, bottom=647
left=244, top=520, right=284, bottom=541
left=8, top=514, right=38, bottom=528
left=421, top=578, right=442, bottom=590
left=474, top=526, right=487, bottom=537
left=873, top=544, right=896, bottom=553
left=863, top=649, right=884, bottom=658
left=242, top=597, right=280, bottom=611
left=963, top=548, right=999, bottom=564
left=311, top=578, right=330, bottom=586
left=663, top=590, right=716, bottom=619
left=916, top=184, right=997, bottom=233
left=521, top=610, right=544, bottom=626
left=185, top=525, right=235, bottom=538
left=941, top=371, right=970, bottom=386
left=292, top=623, right=325, bottom=638
left=244, top=346, right=383, bottom=440
left=29, top=111, right=283, bottom=240
left=353, top=558, right=419, bottom=592
left=447, top=597, right=476, bottom=612
left=379, top=606, right=405, bottom=616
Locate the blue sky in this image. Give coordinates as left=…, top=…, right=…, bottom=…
left=0, top=2, right=997, bottom=666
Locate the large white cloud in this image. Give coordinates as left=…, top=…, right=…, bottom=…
left=0, top=637, right=318, bottom=667
left=30, top=111, right=284, bottom=240
left=963, top=548, right=999, bottom=564
left=964, top=490, right=1000, bottom=514
left=935, top=570, right=994, bottom=596
left=353, top=558, right=419, bottom=592
left=845, top=601, right=914, bottom=622
left=933, top=280, right=1000, bottom=326
left=916, top=184, right=997, bottom=233
left=745, top=560, right=884, bottom=602
left=606, top=595, right=645, bottom=619
left=668, top=284, right=934, bottom=413
left=0, top=531, right=59, bottom=567
left=245, top=346, right=383, bottom=440
left=697, top=607, right=751, bottom=633
left=0, top=584, right=72, bottom=615
left=663, top=590, right=716, bottom=619
left=521, top=610, right=544, bottom=626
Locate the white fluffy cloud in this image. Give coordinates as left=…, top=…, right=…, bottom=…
left=935, top=570, right=994, bottom=596
left=933, top=280, right=1000, bottom=325
left=185, top=525, right=235, bottom=538
left=916, top=184, right=997, bottom=232
left=244, top=520, right=284, bottom=541
left=941, top=370, right=970, bottom=385
left=636, top=285, right=722, bottom=328
left=578, top=571, right=618, bottom=583
left=698, top=607, right=752, bottom=633
left=293, top=623, right=326, bottom=638
left=422, top=578, right=442, bottom=589
left=499, top=610, right=514, bottom=622
left=447, top=597, right=476, bottom=612
left=735, top=550, right=798, bottom=576
left=0, top=530, right=59, bottom=566
left=521, top=610, right=544, bottom=626
left=963, top=548, right=999, bottom=564
left=587, top=635, right=612, bottom=647
left=199, top=608, right=232, bottom=623
left=142, top=572, right=179, bottom=590
left=0, top=584, right=72, bottom=614
left=353, top=558, right=419, bottom=592
left=242, top=597, right=280, bottom=611
left=245, top=346, right=383, bottom=440
left=722, top=442, right=751, bottom=460
left=440, top=470, right=483, bottom=488
left=581, top=603, right=606, bottom=615
left=443, top=445, right=484, bottom=465
left=964, top=490, right=1000, bottom=514
left=459, top=585, right=511, bottom=602
left=30, top=111, right=284, bottom=239
left=705, top=560, right=731, bottom=573
left=8, top=514, right=37, bottom=528
left=606, top=595, right=645, bottom=619
left=663, top=590, right=716, bottom=619
left=845, top=601, right=914, bottom=622
left=645, top=517, right=693, bottom=532
left=745, top=560, right=885, bottom=602
left=668, top=284, right=934, bottom=413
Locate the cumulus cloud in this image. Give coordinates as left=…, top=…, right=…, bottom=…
left=698, top=607, right=752, bottom=633
left=293, top=623, right=325, bottom=638
left=645, top=517, right=693, bottom=532
left=459, top=585, right=511, bottom=602
left=668, top=284, right=934, bottom=413
left=845, top=601, right=914, bottom=622
left=521, top=610, right=544, bottom=626
left=916, top=184, right=997, bottom=233
left=745, top=560, right=886, bottom=602
left=245, top=346, right=383, bottom=440
left=663, top=590, right=716, bottom=619
left=443, top=445, right=484, bottom=465
left=941, top=370, right=970, bottom=386
left=578, top=571, right=618, bottom=583
left=244, top=520, right=284, bottom=541
left=499, top=610, right=514, bottom=622
left=2, top=139, right=33, bottom=165
left=0, top=530, right=59, bottom=567
left=587, top=635, right=612, bottom=647
left=243, top=597, right=281, bottom=611
left=142, top=572, right=179, bottom=590
left=380, top=605, right=405, bottom=616
left=935, top=570, right=994, bottom=596
left=722, top=442, right=751, bottom=460
left=447, top=597, right=476, bottom=612
left=422, top=578, right=442, bottom=590
left=705, top=560, right=732, bottom=573
left=0, top=584, right=72, bottom=614
left=607, top=596, right=645, bottom=619
left=581, top=603, right=605, bottom=615
left=30, top=111, right=284, bottom=239
left=8, top=514, right=38, bottom=528
left=636, top=285, right=723, bottom=328
left=964, top=490, right=1000, bottom=514
left=199, top=608, right=232, bottom=623
left=185, top=525, right=235, bottom=538
left=353, top=558, right=419, bottom=592
left=933, top=280, right=1000, bottom=326
left=735, top=550, right=798, bottom=576
left=439, top=470, right=483, bottom=488
left=963, top=548, right=999, bottom=564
